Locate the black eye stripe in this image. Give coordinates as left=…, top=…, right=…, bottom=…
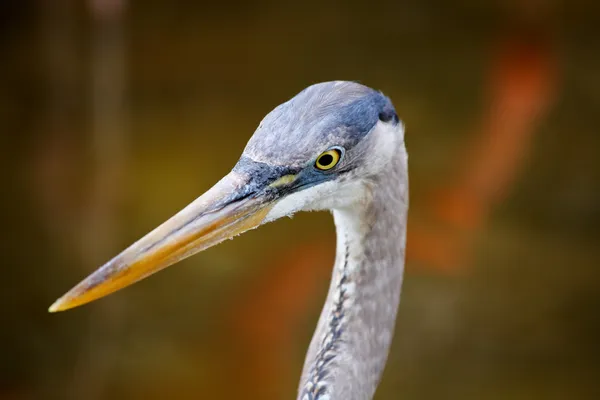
left=378, top=110, right=399, bottom=124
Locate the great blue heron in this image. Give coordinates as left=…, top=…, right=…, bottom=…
left=49, top=81, right=409, bottom=400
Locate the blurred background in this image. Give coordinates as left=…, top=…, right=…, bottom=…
left=2, top=1, right=599, bottom=399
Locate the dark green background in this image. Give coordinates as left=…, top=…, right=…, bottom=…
left=2, top=1, right=599, bottom=399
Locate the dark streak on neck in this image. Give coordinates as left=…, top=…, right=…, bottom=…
left=302, top=234, right=352, bottom=400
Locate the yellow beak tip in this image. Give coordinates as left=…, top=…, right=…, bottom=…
left=48, top=299, right=67, bottom=313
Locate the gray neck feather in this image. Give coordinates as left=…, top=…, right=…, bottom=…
left=298, top=151, right=408, bottom=400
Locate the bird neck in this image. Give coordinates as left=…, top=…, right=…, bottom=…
left=298, top=151, right=408, bottom=400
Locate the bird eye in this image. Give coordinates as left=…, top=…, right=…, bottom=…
left=315, top=148, right=342, bottom=171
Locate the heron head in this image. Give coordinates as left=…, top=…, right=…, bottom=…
left=49, top=81, right=405, bottom=312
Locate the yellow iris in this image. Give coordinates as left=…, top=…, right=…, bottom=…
left=315, top=149, right=341, bottom=170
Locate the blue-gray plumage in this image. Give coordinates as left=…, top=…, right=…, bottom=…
left=48, top=81, right=409, bottom=400
left=245, top=82, right=398, bottom=167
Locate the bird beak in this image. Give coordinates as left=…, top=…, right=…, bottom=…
left=48, top=171, right=275, bottom=312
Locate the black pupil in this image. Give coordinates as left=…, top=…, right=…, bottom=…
left=319, top=154, right=334, bottom=166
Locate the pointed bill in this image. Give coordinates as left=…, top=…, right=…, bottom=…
left=49, top=171, right=274, bottom=312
